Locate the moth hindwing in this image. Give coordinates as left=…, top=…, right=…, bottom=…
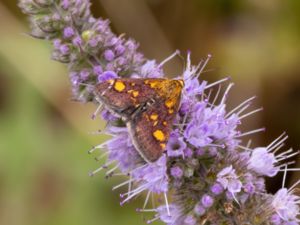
left=94, top=78, right=184, bottom=162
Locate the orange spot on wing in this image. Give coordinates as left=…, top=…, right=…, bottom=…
left=160, top=143, right=166, bottom=150
left=150, top=113, right=158, bottom=121
left=114, top=81, right=126, bottom=92
left=153, top=130, right=165, bottom=142
left=168, top=109, right=174, bottom=114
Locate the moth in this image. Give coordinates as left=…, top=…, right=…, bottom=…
left=94, top=78, right=184, bottom=163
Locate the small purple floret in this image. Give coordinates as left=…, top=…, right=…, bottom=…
left=201, top=194, right=214, bottom=208
left=104, top=49, right=115, bottom=61
left=210, top=183, right=224, bottom=195
left=63, top=27, right=75, bottom=38
left=97, top=71, right=118, bottom=83
left=170, top=166, right=183, bottom=179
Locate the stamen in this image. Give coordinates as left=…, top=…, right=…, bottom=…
left=268, top=137, right=289, bottom=152
left=279, top=161, right=296, bottom=168
left=94, top=151, right=108, bottom=161
left=196, top=54, right=212, bottom=78
left=239, top=107, right=263, bottom=120
left=277, top=150, right=300, bottom=162
left=137, top=208, right=157, bottom=213
left=275, top=148, right=293, bottom=158
left=106, top=163, right=120, bottom=176
left=235, top=127, right=265, bottom=138
left=289, top=179, right=300, bottom=191
left=151, top=192, right=156, bottom=209
left=158, top=50, right=180, bottom=68
left=273, top=143, right=285, bottom=154
left=282, top=164, right=288, bottom=188
left=211, top=84, right=222, bottom=106
left=205, top=89, right=213, bottom=103
left=220, top=83, right=234, bottom=105
left=267, top=132, right=287, bottom=150
left=205, top=77, right=230, bottom=90
left=88, top=164, right=108, bottom=177
left=279, top=168, right=300, bottom=172
left=88, top=143, right=106, bottom=154
left=143, top=191, right=152, bottom=209
left=121, top=185, right=147, bottom=204
left=147, top=216, right=159, bottom=224
left=164, top=193, right=170, bottom=216
left=112, top=179, right=134, bottom=191
left=235, top=104, right=251, bottom=116
left=207, top=143, right=225, bottom=148
left=246, top=139, right=252, bottom=148
left=226, top=96, right=256, bottom=118
left=237, top=145, right=251, bottom=151
left=128, top=173, right=132, bottom=199
left=110, top=173, right=128, bottom=177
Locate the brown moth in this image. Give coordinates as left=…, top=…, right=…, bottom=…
left=94, top=78, right=184, bottom=163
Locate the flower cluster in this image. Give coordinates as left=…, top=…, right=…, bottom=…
left=19, top=1, right=300, bottom=224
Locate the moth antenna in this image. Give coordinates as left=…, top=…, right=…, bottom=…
left=158, top=50, right=180, bottom=68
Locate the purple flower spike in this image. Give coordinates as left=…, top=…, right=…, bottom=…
left=20, top=1, right=300, bottom=224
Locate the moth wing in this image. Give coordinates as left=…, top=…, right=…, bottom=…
left=94, top=78, right=159, bottom=117
left=127, top=100, right=178, bottom=162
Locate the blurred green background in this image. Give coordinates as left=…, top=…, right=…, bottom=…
left=0, top=0, right=300, bottom=225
